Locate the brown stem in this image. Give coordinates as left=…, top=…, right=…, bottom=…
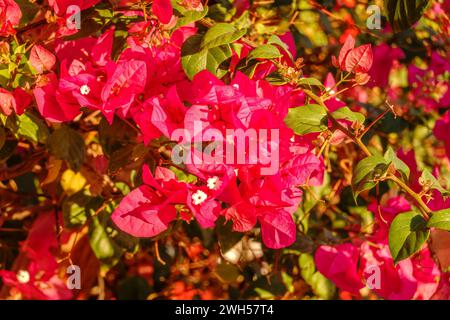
left=154, top=241, right=166, bottom=265
left=360, top=104, right=394, bottom=138
left=328, top=114, right=372, bottom=157
left=302, top=88, right=433, bottom=217
left=386, top=174, right=431, bottom=220
left=303, top=89, right=372, bottom=156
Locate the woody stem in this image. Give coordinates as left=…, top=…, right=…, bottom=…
left=303, top=89, right=432, bottom=218
left=303, top=89, right=372, bottom=157
left=386, top=174, right=431, bottom=220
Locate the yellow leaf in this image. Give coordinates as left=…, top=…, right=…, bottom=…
left=61, top=169, right=87, bottom=196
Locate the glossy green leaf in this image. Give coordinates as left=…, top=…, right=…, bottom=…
left=310, top=272, right=336, bottom=299
left=331, top=106, right=365, bottom=125
left=247, top=44, right=282, bottom=61
left=89, top=215, right=119, bottom=261
left=200, top=23, right=246, bottom=49
left=299, top=253, right=315, bottom=282
left=427, top=209, right=450, bottom=231
left=388, top=211, right=429, bottom=263
left=89, top=206, right=139, bottom=267
left=5, top=111, right=49, bottom=144
left=384, top=147, right=410, bottom=182
left=62, top=190, right=103, bottom=228
left=265, top=71, right=288, bottom=85
left=182, top=34, right=232, bottom=79
left=421, top=169, right=450, bottom=197
left=284, top=104, right=328, bottom=135
left=267, top=35, right=293, bottom=61
left=297, top=77, right=325, bottom=88
left=298, top=253, right=335, bottom=299
left=173, top=5, right=208, bottom=30
left=352, top=155, right=390, bottom=199
left=385, top=0, right=429, bottom=32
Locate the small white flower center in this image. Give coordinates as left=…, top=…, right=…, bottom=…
left=16, top=270, right=30, bottom=284
left=207, top=176, right=221, bottom=190
left=191, top=190, right=207, bottom=205
left=80, top=84, right=90, bottom=95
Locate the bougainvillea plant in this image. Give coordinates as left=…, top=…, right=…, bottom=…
left=0, top=0, right=449, bottom=300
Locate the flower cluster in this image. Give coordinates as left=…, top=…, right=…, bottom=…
left=0, top=0, right=449, bottom=301
left=315, top=197, right=443, bottom=300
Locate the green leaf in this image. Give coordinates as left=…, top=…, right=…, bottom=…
left=15, top=0, right=39, bottom=26
left=388, top=211, right=429, bottom=263
left=231, top=43, right=243, bottom=56
left=282, top=272, right=294, bottom=293
left=62, top=190, right=103, bottom=228
left=384, top=147, right=410, bottom=182
left=349, top=206, right=375, bottom=233
left=331, top=107, right=365, bottom=125
left=88, top=204, right=139, bottom=268
left=101, top=202, right=140, bottom=253
left=284, top=104, right=328, bottom=135
left=247, top=44, right=282, bottom=61
left=114, top=182, right=130, bottom=196
left=232, top=10, right=251, bottom=29
left=427, top=209, right=450, bottom=231
left=64, top=3, right=113, bottom=40
left=13, top=43, right=27, bottom=55
left=421, top=169, right=450, bottom=197
left=310, top=272, right=336, bottom=299
left=385, top=0, right=429, bottom=32
left=181, top=34, right=232, bottom=79
left=298, top=253, right=315, bottom=282
left=298, top=253, right=335, bottom=299
left=89, top=215, right=119, bottom=261
left=0, top=67, right=10, bottom=87
left=47, top=126, right=86, bottom=171
left=297, top=77, right=325, bottom=88
left=265, top=71, right=288, bottom=85
left=173, top=5, right=208, bottom=30
left=200, top=23, right=246, bottom=49
left=5, top=112, right=49, bottom=144
left=352, top=155, right=390, bottom=199
left=215, top=263, right=240, bottom=283
left=254, top=288, right=275, bottom=299
left=169, top=166, right=198, bottom=184
left=267, top=35, right=293, bottom=61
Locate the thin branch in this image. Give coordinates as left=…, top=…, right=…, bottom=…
left=154, top=241, right=166, bottom=265
left=303, top=89, right=372, bottom=156
left=302, top=89, right=433, bottom=217
left=360, top=102, right=396, bottom=138
left=386, top=174, right=431, bottom=220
